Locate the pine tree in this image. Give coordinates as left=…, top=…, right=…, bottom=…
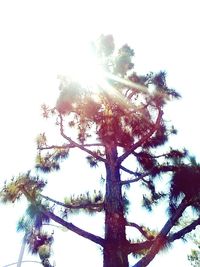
left=1, top=35, right=200, bottom=267
left=188, top=246, right=200, bottom=267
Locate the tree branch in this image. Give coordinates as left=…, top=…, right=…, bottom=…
left=120, top=165, right=141, bottom=175
left=121, top=164, right=177, bottom=186
left=42, top=208, right=105, bottom=247
left=168, top=217, right=200, bottom=242
left=40, top=194, right=104, bottom=211
left=120, top=165, right=150, bottom=185
left=121, top=177, right=143, bottom=185
left=121, top=173, right=150, bottom=185
left=131, top=198, right=189, bottom=267
left=38, top=143, right=104, bottom=151
left=59, top=114, right=106, bottom=163
left=117, top=108, right=163, bottom=164
left=127, top=215, right=200, bottom=258
left=132, top=150, right=171, bottom=159
left=21, top=189, right=105, bottom=247
left=126, top=222, right=154, bottom=240
left=127, top=240, right=153, bottom=254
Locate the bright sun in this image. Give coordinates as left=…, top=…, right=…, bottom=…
left=57, top=42, right=106, bottom=93
left=56, top=40, right=131, bottom=105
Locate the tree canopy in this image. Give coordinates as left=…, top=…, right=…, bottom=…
left=1, top=34, right=200, bottom=267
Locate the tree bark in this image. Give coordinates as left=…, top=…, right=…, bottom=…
left=103, top=145, right=128, bottom=267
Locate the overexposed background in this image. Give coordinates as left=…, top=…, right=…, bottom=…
left=0, top=0, right=200, bottom=266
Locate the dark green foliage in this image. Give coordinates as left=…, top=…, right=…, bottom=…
left=94, top=190, right=103, bottom=203
left=0, top=173, right=46, bottom=203
left=189, top=156, right=198, bottom=166
left=171, top=166, right=200, bottom=200
left=153, top=71, right=181, bottom=99
left=166, top=149, right=187, bottom=160
left=26, top=203, right=50, bottom=229
left=169, top=164, right=200, bottom=214
left=41, top=258, right=54, bottom=267
left=27, top=230, right=53, bottom=256
left=17, top=216, right=31, bottom=232
left=152, top=71, right=167, bottom=88
left=142, top=188, right=166, bottom=212
left=143, top=124, right=168, bottom=148
left=63, top=190, right=104, bottom=217
left=52, top=149, right=69, bottom=161
left=170, top=125, right=178, bottom=135
left=86, top=155, right=99, bottom=168
left=35, top=148, right=69, bottom=173
left=35, top=154, right=60, bottom=173
left=142, top=195, right=153, bottom=212
left=122, top=192, right=130, bottom=213
left=36, top=162, right=60, bottom=173
left=137, top=152, right=157, bottom=170
left=188, top=246, right=200, bottom=266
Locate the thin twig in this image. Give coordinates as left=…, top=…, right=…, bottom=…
left=40, top=194, right=104, bottom=211
left=59, top=114, right=106, bottom=163
left=126, top=222, right=154, bottom=240
left=38, top=143, right=104, bottom=151
left=120, top=165, right=141, bottom=175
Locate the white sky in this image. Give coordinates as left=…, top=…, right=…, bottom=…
left=0, top=0, right=200, bottom=266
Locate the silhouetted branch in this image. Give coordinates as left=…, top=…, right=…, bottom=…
left=169, top=217, right=200, bottom=242
left=126, top=222, right=154, bottom=240
left=120, top=165, right=141, bottom=175
left=40, top=194, right=104, bottom=211
left=21, top=189, right=105, bottom=247
left=38, top=143, right=104, bottom=150
left=42, top=208, right=105, bottom=247
left=131, top=198, right=189, bottom=267
left=127, top=213, right=199, bottom=258
left=121, top=173, right=149, bottom=185
left=132, top=151, right=170, bottom=159
left=121, top=164, right=177, bottom=186
left=120, top=166, right=149, bottom=185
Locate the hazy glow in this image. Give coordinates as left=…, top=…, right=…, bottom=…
left=1, top=1, right=199, bottom=267
left=56, top=43, right=106, bottom=93
left=57, top=42, right=149, bottom=108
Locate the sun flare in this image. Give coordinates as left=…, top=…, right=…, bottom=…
left=56, top=36, right=148, bottom=111
left=57, top=43, right=107, bottom=94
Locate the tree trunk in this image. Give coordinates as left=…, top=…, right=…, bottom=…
left=103, top=145, right=128, bottom=267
